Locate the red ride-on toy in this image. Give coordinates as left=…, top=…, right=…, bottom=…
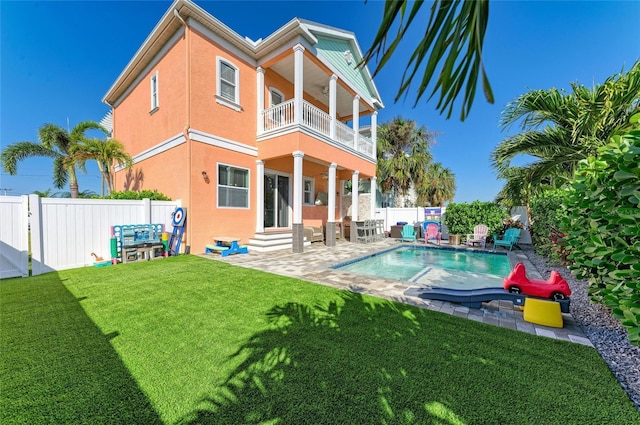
left=503, top=263, right=571, bottom=300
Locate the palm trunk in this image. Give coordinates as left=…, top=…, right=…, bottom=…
left=95, top=161, right=108, bottom=197
left=68, top=168, right=79, bottom=198
left=106, top=171, right=114, bottom=195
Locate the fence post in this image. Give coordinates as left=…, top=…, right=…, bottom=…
left=143, top=198, right=151, bottom=224
left=29, top=194, right=44, bottom=276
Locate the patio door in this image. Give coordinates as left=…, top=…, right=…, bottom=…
left=264, top=172, right=290, bottom=229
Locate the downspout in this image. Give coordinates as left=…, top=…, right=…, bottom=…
left=104, top=99, right=115, bottom=193
left=174, top=8, right=192, bottom=252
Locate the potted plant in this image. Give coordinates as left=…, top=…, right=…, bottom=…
left=443, top=203, right=465, bottom=245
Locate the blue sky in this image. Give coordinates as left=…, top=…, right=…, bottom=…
left=1, top=0, right=639, bottom=201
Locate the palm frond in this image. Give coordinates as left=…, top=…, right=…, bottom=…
left=361, top=0, right=493, bottom=121
left=52, top=156, right=68, bottom=189
left=0, top=142, right=60, bottom=174
left=38, top=124, right=70, bottom=152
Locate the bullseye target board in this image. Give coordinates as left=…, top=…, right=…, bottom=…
left=168, top=207, right=187, bottom=256
left=172, top=207, right=186, bottom=227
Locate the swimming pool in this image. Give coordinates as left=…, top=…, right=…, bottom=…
left=333, top=246, right=512, bottom=290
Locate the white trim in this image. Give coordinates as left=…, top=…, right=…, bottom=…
left=256, top=36, right=315, bottom=68
left=255, top=159, right=265, bottom=232
left=189, top=129, right=257, bottom=156
left=216, top=162, right=250, bottom=209
left=110, top=27, right=185, bottom=108
left=215, top=95, right=242, bottom=112
left=216, top=56, right=240, bottom=107
left=116, top=132, right=186, bottom=170
left=150, top=70, right=159, bottom=111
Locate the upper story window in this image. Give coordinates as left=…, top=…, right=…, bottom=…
left=216, top=57, right=240, bottom=111
left=218, top=163, right=249, bottom=208
left=150, top=71, right=159, bottom=112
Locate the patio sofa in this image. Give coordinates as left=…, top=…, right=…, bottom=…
left=304, top=226, right=324, bottom=243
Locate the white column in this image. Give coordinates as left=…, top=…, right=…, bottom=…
left=352, top=95, right=360, bottom=149
left=256, top=67, right=265, bottom=133
left=371, top=110, right=377, bottom=159
left=328, top=163, right=337, bottom=222
left=351, top=170, right=359, bottom=221
left=370, top=176, right=377, bottom=219
left=256, top=160, right=264, bottom=233
left=293, top=44, right=305, bottom=125
left=293, top=151, right=304, bottom=224
left=329, top=74, right=337, bottom=140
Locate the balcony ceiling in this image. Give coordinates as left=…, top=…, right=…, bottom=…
left=270, top=55, right=369, bottom=119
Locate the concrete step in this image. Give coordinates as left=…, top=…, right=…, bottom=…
left=249, top=231, right=294, bottom=252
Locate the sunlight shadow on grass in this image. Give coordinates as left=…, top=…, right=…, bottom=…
left=0, top=274, right=162, bottom=424
left=174, top=288, right=639, bottom=424
left=175, top=292, right=473, bottom=424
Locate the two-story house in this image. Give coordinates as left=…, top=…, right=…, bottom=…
left=102, top=0, right=383, bottom=253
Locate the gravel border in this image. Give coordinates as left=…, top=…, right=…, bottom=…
left=520, top=245, right=640, bottom=409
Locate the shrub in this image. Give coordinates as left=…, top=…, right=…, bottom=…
left=105, top=190, right=172, bottom=201
left=444, top=201, right=506, bottom=237
left=529, top=190, right=568, bottom=260
left=562, top=129, right=640, bottom=345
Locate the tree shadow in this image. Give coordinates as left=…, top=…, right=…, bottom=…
left=175, top=292, right=471, bottom=424
left=123, top=167, right=144, bottom=191
left=174, top=289, right=637, bottom=424
left=0, top=273, right=162, bottom=424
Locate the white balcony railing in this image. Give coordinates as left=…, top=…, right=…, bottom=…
left=262, top=99, right=295, bottom=131
left=260, top=100, right=373, bottom=159
left=335, top=120, right=355, bottom=149
left=358, top=134, right=374, bottom=157
left=302, top=101, right=331, bottom=135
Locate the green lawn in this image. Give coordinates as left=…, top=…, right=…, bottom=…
left=1, top=255, right=638, bottom=424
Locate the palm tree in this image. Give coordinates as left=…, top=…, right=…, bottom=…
left=362, top=0, right=492, bottom=121
left=491, top=61, right=640, bottom=204
left=493, top=166, right=532, bottom=209
left=79, top=138, right=132, bottom=196
left=415, top=162, right=456, bottom=207
left=377, top=117, right=435, bottom=207
left=1, top=121, right=107, bottom=198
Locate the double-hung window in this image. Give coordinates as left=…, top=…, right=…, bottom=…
left=150, top=71, right=159, bottom=111
left=218, top=163, right=249, bottom=208
left=216, top=57, right=240, bottom=110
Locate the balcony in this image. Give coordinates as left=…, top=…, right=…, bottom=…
left=259, top=100, right=375, bottom=160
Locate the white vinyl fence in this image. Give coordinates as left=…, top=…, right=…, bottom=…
left=373, top=207, right=450, bottom=236
left=0, top=196, right=180, bottom=278
left=0, top=196, right=30, bottom=278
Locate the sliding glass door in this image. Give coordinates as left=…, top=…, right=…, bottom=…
left=264, top=173, right=290, bottom=229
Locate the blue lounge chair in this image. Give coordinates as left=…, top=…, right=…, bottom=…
left=400, top=224, right=417, bottom=242
left=493, top=228, right=521, bottom=251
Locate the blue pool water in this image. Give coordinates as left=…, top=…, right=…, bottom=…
left=334, top=246, right=512, bottom=289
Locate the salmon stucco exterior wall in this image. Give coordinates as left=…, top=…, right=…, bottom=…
left=103, top=0, right=383, bottom=253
